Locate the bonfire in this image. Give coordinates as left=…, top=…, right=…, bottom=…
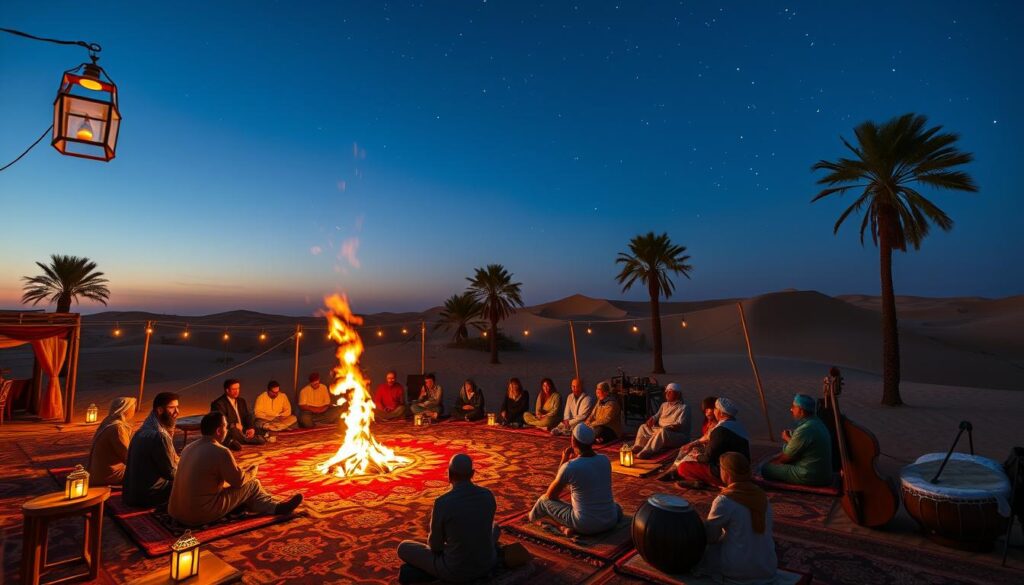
left=316, top=294, right=410, bottom=477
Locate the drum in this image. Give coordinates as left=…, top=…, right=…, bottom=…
left=632, top=494, right=706, bottom=574
left=900, top=453, right=1011, bottom=551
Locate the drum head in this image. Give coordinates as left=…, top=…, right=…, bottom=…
left=648, top=493, right=692, bottom=512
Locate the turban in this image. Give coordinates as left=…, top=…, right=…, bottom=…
left=715, top=397, right=739, bottom=416
left=793, top=393, right=816, bottom=413
left=664, top=382, right=681, bottom=395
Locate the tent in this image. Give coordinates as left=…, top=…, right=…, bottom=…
left=0, top=312, right=82, bottom=423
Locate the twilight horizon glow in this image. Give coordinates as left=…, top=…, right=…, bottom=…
left=1, top=1, right=1021, bottom=316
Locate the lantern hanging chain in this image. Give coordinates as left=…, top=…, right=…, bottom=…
left=0, top=125, right=53, bottom=173
left=0, top=27, right=101, bottom=55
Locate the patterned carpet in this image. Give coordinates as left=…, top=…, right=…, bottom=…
left=2, top=422, right=1022, bottom=584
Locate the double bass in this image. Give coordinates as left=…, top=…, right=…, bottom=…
left=824, top=367, right=899, bottom=527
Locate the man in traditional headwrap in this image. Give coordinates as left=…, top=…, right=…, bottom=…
left=631, top=383, right=690, bottom=459
left=699, top=452, right=778, bottom=584
left=87, top=397, right=137, bottom=486
left=529, top=424, right=623, bottom=536
left=124, top=392, right=180, bottom=507
left=396, top=454, right=500, bottom=582
left=676, top=397, right=750, bottom=488
left=761, top=394, right=833, bottom=486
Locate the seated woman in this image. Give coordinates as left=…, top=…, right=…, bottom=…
left=523, top=378, right=562, bottom=430
left=698, top=452, right=778, bottom=585
left=584, top=381, right=622, bottom=444
left=498, top=377, right=530, bottom=427
left=452, top=379, right=485, bottom=421
left=676, top=397, right=750, bottom=489
left=88, top=397, right=137, bottom=486
left=674, top=395, right=719, bottom=464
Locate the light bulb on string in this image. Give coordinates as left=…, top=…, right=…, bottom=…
left=222, top=331, right=230, bottom=342
left=586, top=323, right=593, bottom=335
left=145, top=325, right=154, bottom=335
left=482, top=330, right=488, bottom=338
left=75, top=116, right=95, bottom=140
left=681, top=317, right=688, bottom=329
left=112, top=322, right=121, bottom=337
left=523, top=329, right=530, bottom=337
left=631, top=322, right=639, bottom=333
left=182, top=326, right=190, bottom=340
left=259, top=331, right=267, bottom=342
left=376, top=329, right=384, bottom=338
left=401, top=327, right=408, bottom=335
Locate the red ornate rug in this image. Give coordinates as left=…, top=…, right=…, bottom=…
left=614, top=550, right=812, bottom=585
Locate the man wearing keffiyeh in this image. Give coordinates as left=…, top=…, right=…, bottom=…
left=698, top=452, right=778, bottom=584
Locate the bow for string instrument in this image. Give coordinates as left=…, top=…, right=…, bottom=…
left=825, top=367, right=899, bottom=527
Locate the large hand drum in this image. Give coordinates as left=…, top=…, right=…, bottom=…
left=900, top=453, right=1011, bottom=551
left=632, top=494, right=706, bottom=574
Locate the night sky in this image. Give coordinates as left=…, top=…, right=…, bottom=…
left=2, top=1, right=1021, bottom=315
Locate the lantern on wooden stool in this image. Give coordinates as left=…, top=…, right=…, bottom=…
left=487, top=412, right=497, bottom=426
left=65, top=464, right=89, bottom=499
left=52, top=55, right=121, bottom=161
left=85, top=403, right=99, bottom=423
left=170, top=530, right=201, bottom=581
left=619, top=443, right=635, bottom=467
left=413, top=413, right=424, bottom=427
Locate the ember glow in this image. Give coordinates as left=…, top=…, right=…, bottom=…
left=316, top=294, right=410, bottom=477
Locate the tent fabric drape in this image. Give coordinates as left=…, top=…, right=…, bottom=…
left=0, top=337, right=29, bottom=350
left=0, top=325, right=69, bottom=341
left=31, top=337, right=68, bottom=420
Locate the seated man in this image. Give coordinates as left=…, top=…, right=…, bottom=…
left=168, top=411, right=302, bottom=526
left=124, top=392, right=179, bottom=508
left=761, top=394, right=833, bottom=486
left=211, top=378, right=266, bottom=450
left=632, top=383, right=690, bottom=459
left=676, top=397, right=750, bottom=488
left=452, top=379, right=485, bottom=421
left=297, top=372, right=342, bottom=428
left=397, top=454, right=499, bottom=583
left=523, top=378, right=562, bottom=430
left=698, top=452, right=778, bottom=584
left=88, top=397, right=137, bottom=486
left=409, top=373, right=444, bottom=420
left=585, top=382, right=622, bottom=444
left=254, top=380, right=298, bottom=432
left=374, top=370, right=409, bottom=421
left=529, top=424, right=623, bottom=536
left=551, top=378, right=594, bottom=437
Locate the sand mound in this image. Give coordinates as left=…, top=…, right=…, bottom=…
left=535, top=294, right=627, bottom=320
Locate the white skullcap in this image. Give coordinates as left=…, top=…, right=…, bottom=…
left=715, top=397, right=738, bottom=416
left=665, top=382, right=681, bottom=394
left=572, top=423, right=595, bottom=445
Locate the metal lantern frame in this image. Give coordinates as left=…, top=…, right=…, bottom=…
left=170, top=530, right=201, bottom=581
left=65, top=464, right=90, bottom=499
left=52, top=56, right=121, bottom=162
left=85, top=403, right=99, bottom=423
left=619, top=443, right=635, bottom=467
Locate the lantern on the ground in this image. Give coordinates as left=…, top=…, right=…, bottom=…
left=52, top=56, right=121, bottom=161
left=170, top=530, right=201, bottom=581
left=65, top=464, right=89, bottom=499
left=85, top=403, right=99, bottom=423
left=620, top=444, right=635, bottom=467
left=413, top=414, right=424, bottom=427
left=487, top=413, right=497, bottom=426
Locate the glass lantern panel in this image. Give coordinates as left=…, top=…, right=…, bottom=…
left=106, top=107, right=121, bottom=152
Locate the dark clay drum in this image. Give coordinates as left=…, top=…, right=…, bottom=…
left=632, top=493, right=706, bottom=574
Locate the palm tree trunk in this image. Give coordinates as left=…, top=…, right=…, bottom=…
left=489, top=315, right=499, bottom=364
left=649, top=279, right=665, bottom=374
left=57, top=293, right=72, bottom=314
left=879, top=229, right=903, bottom=406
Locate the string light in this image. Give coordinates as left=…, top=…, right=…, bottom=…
left=523, top=329, right=530, bottom=337
left=631, top=323, right=639, bottom=333
left=182, top=327, right=190, bottom=340
left=681, top=318, right=688, bottom=329
left=586, top=323, right=593, bottom=335
left=482, top=331, right=488, bottom=338
left=259, top=331, right=267, bottom=341
left=401, top=327, right=408, bottom=335
left=376, top=329, right=384, bottom=338
left=297, top=330, right=304, bottom=338
left=222, top=332, right=230, bottom=342
left=145, top=325, right=154, bottom=335
left=112, top=322, right=121, bottom=337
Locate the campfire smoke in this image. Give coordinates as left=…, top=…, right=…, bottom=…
left=316, top=294, right=410, bottom=477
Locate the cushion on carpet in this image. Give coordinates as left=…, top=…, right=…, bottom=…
left=612, top=449, right=677, bottom=477
left=754, top=455, right=842, bottom=496
left=614, top=550, right=811, bottom=585
left=501, top=511, right=634, bottom=561
left=105, top=493, right=301, bottom=557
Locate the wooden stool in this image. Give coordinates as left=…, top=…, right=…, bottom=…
left=21, top=487, right=111, bottom=585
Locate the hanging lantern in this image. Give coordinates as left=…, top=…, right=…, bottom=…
left=65, top=464, right=90, bottom=499
left=52, top=56, right=121, bottom=161
left=259, top=331, right=267, bottom=341
left=631, top=323, right=640, bottom=333
left=376, top=329, right=384, bottom=338
left=85, top=403, right=99, bottom=423
left=413, top=413, right=424, bottom=427
left=487, top=412, right=497, bottom=426
left=170, top=530, right=201, bottom=581
left=681, top=317, right=688, bottom=329
left=112, top=322, right=122, bottom=337
left=522, top=330, right=530, bottom=337
left=401, top=327, right=408, bottom=335
left=619, top=444, right=635, bottom=467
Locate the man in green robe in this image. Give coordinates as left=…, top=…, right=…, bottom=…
left=761, top=394, right=833, bottom=486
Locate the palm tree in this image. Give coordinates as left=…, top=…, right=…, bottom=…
left=466, top=264, right=524, bottom=364
left=434, top=292, right=486, bottom=343
left=616, top=232, right=693, bottom=374
left=22, top=254, right=110, bottom=313
left=812, top=113, right=977, bottom=406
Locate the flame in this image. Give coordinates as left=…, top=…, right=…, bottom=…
left=317, top=294, right=410, bottom=477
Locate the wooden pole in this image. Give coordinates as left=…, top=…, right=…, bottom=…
left=568, top=321, right=580, bottom=381
left=420, top=320, right=426, bottom=374
left=293, top=324, right=302, bottom=394
left=737, top=302, right=775, bottom=442
left=138, top=320, right=153, bottom=407
left=63, top=320, right=82, bottom=424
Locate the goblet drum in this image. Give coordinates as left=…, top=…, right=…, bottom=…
left=900, top=453, right=1011, bottom=551
left=632, top=494, right=706, bottom=574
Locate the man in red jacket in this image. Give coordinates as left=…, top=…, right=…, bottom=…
left=374, top=370, right=408, bottom=421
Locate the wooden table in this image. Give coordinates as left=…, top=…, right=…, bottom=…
left=21, top=487, right=111, bottom=585
left=125, top=551, right=242, bottom=584
left=176, top=415, right=204, bottom=448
